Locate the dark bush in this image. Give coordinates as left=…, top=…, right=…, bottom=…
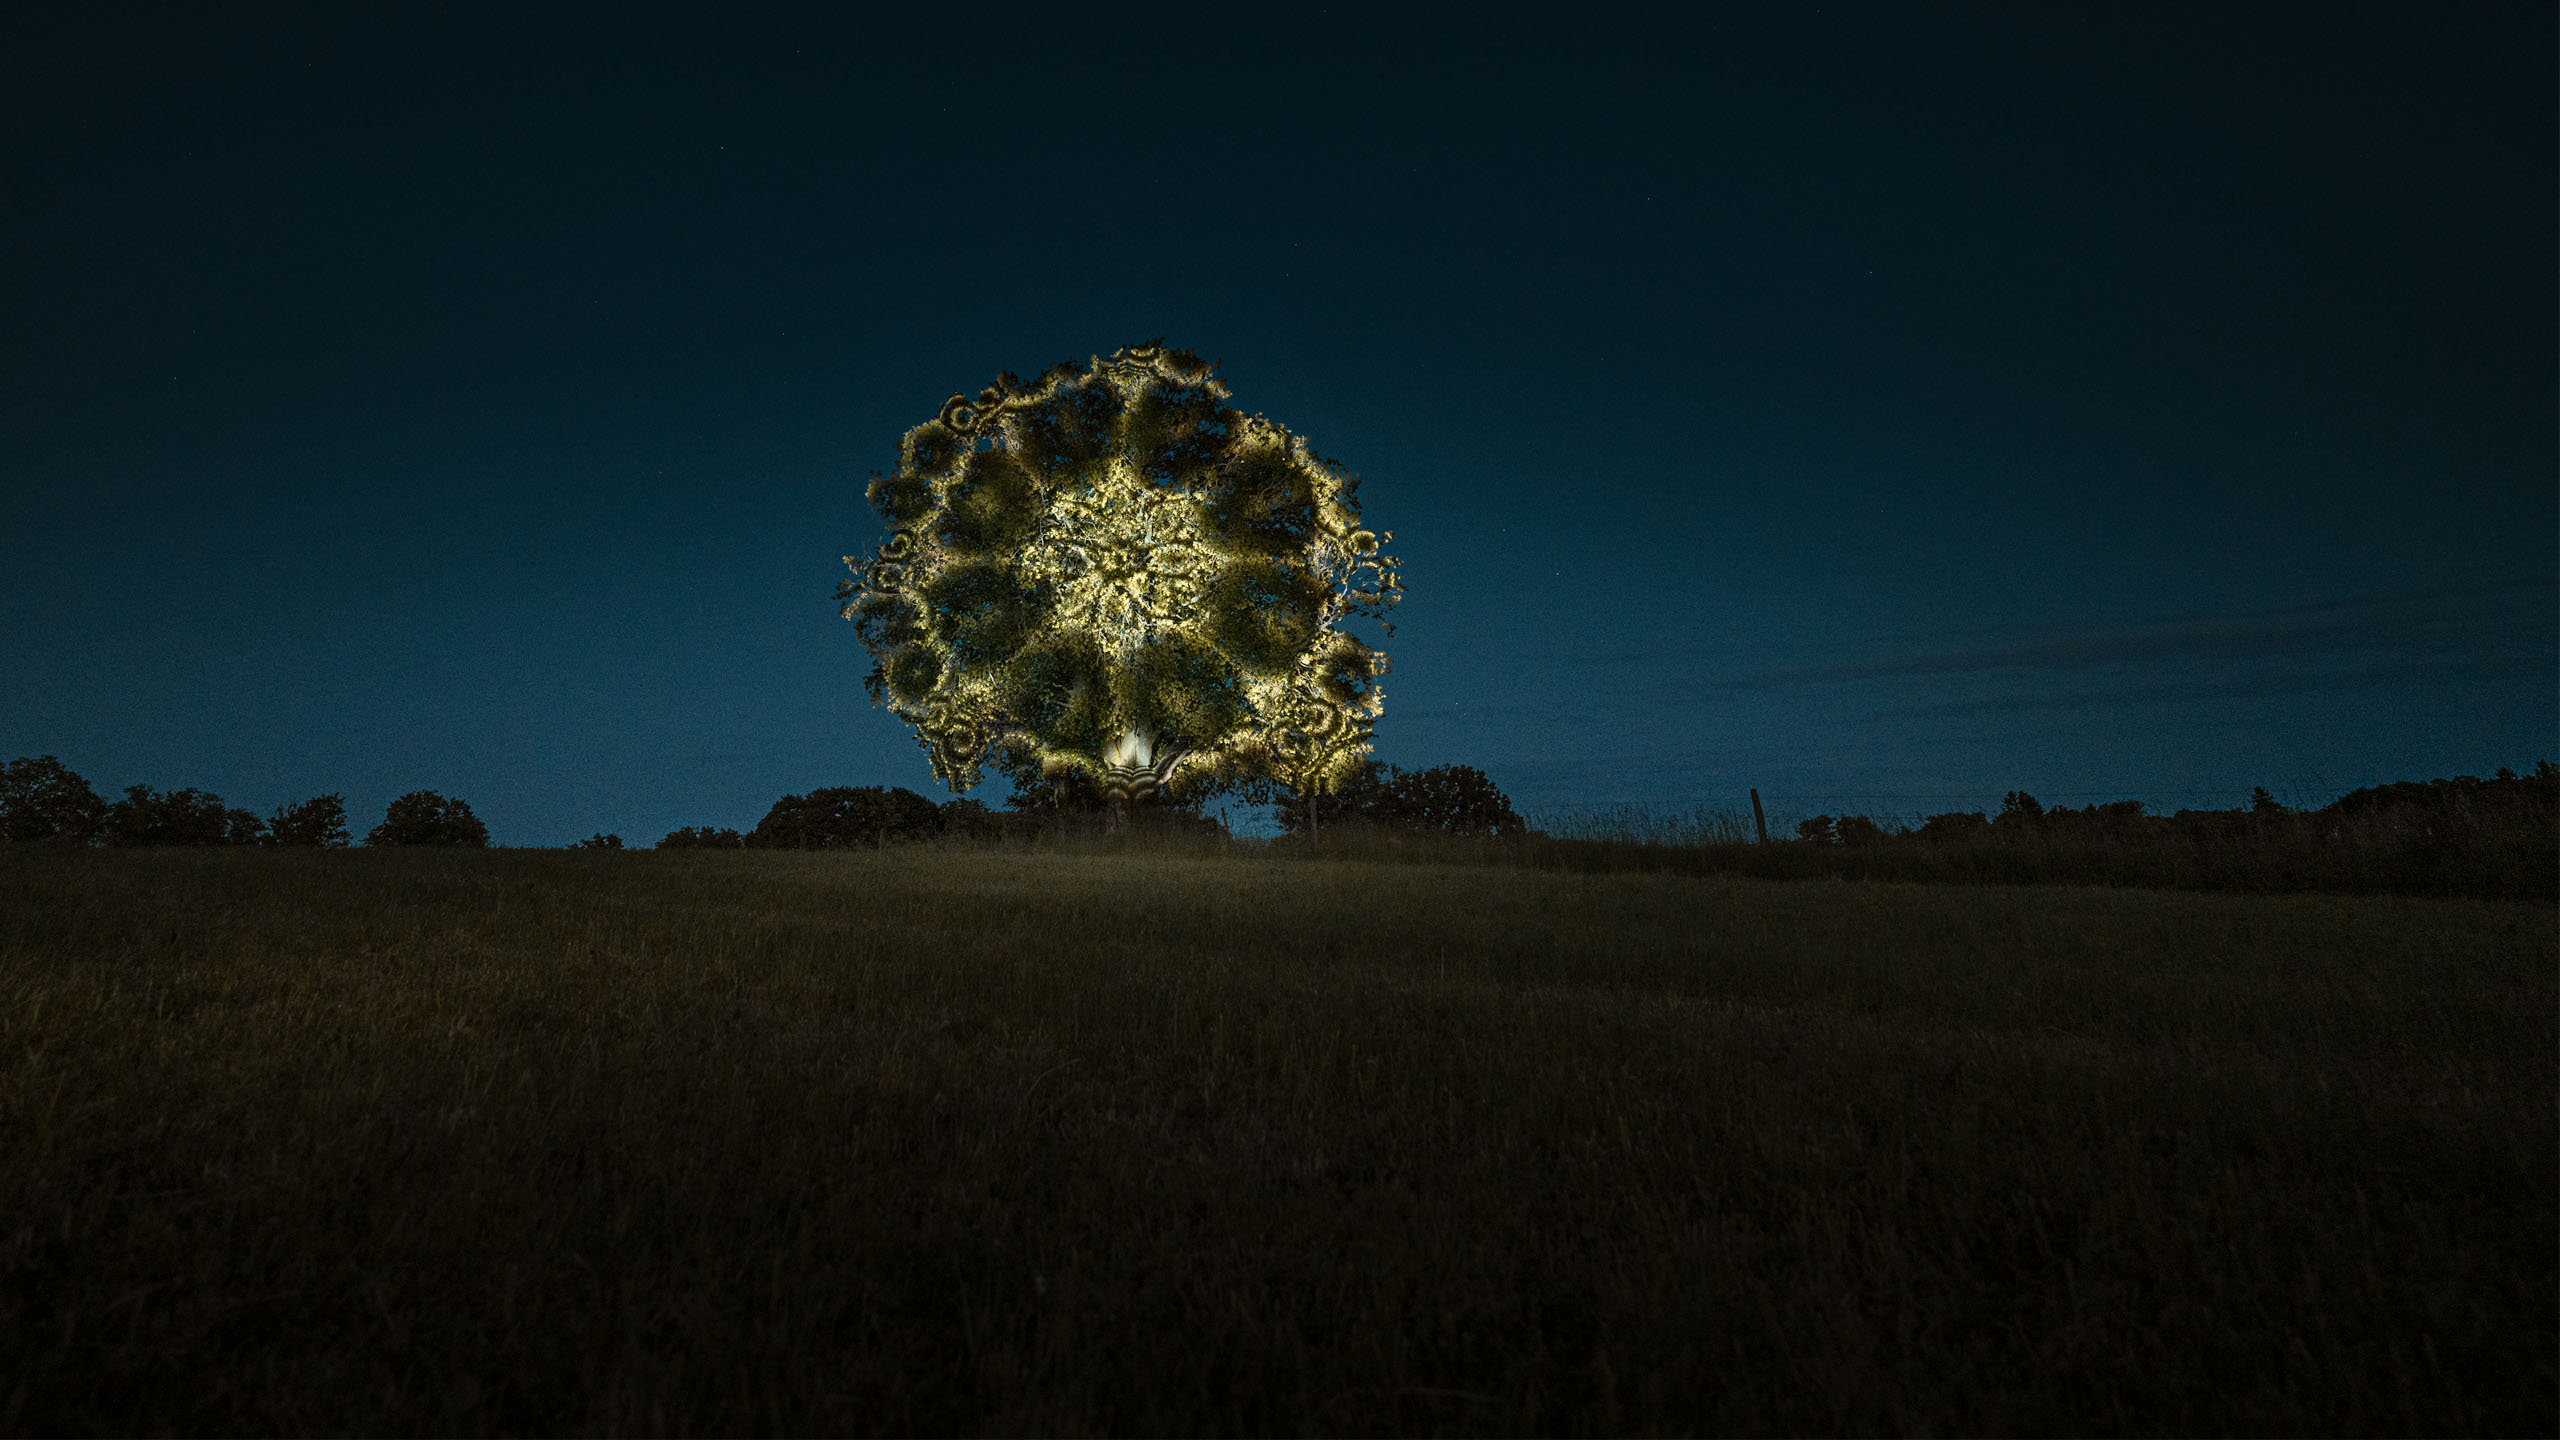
left=657, top=826, right=747, bottom=850
left=1365, top=763, right=1527, bottom=839
left=750, top=786, right=943, bottom=849
left=103, top=786, right=265, bottom=847
left=937, top=798, right=1009, bottom=841
left=1915, top=810, right=1989, bottom=843
left=2323, top=769, right=2560, bottom=828
left=0, top=755, right=106, bottom=844
left=1834, top=814, right=1888, bottom=847
left=571, top=833, right=625, bottom=850
left=1530, top=766, right=2557, bottom=902
left=367, top=792, right=491, bottom=848
left=1280, top=762, right=1526, bottom=840
left=268, top=794, right=350, bottom=848
left=1791, top=814, right=1899, bottom=847
left=1996, top=791, right=2045, bottom=828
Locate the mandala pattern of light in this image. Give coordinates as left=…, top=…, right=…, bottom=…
left=839, top=342, right=1402, bottom=808
left=1023, top=458, right=1215, bottom=655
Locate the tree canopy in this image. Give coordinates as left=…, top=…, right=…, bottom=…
left=268, top=793, right=350, bottom=848
left=1280, top=762, right=1526, bottom=840
left=102, top=786, right=265, bottom=847
left=367, top=791, right=489, bottom=847
left=840, top=342, right=1401, bottom=806
left=0, top=755, right=106, bottom=844
left=750, top=786, right=942, bottom=849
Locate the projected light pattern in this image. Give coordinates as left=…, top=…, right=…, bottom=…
left=1024, top=457, right=1218, bottom=655
left=841, top=342, right=1402, bottom=803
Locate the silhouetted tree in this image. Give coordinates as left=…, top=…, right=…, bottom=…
left=0, top=755, right=106, bottom=844
left=268, top=793, right=350, bottom=848
left=1391, top=764, right=1521, bottom=839
left=1795, top=815, right=1836, bottom=845
left=750, top=786, right=942, bottom=849
left=571, top=833, right=624, bottom=849
left=1915, top=810, right=1989, bottom=843
left=2319, top=767, right=2560, bottom=833
left=839, top=343, right=1402, bottom=824
left=367, top=791, right=490, bottom=847
left=1264, top=762, right=1524, bottom=840
left=102, top=786, right=265, bottom=846
left=2249, top=785, right=2288, bottom=815
left=656, top=826, right=747, bottom=849
left=1996, top=791, right=2045, bottom=828
left=1378, top=764, right=1523, bottom=838
left=937, top=798, right=1009, bottom=841
left=1834, top=814, right=1888, bottom=846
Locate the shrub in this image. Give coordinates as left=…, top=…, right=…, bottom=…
left=656, top=826, right=747, bottom=850
left=1915, top=810, right=1989, bottom=843
left=1282, top=762, right=1526, bottom=840
left=750, top=786, right=943, bottom=850
left=937, top=799, right=1009, bottom=841
left=268, top=794, right=351, bottom=848
left=571, top=833, right=625, bottom=850
left=367, top=792, right=490, bottom=847
left=1834, top=814, right=1889, bottom=847
left=1364, top=764, right=1527, bottom=839
left=102, top=786, right=265, bottom=847
left=1996, top=791, right=2045, bottom=828
left=0, top=755, right=107, bottom=845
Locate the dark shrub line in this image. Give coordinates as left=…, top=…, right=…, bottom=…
left=1495, top=766, right=2558, bottom=903
left=10, top=751, right=2552, bottom=898
left=0, top=758, right=478, bottom=849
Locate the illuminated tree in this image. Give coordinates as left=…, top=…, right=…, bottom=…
left=840, top=342, right=1401, bottom=815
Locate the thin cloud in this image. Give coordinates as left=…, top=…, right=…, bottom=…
left=1875, top=653, right=2552, bottom=719
left=1743, top=577, right=2554, bottom=686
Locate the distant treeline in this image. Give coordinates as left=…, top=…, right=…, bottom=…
left=1514, top=766, right=2560, bottom=904
left=644, top=762, right=1530, bottom=852
left=7, top=752, right=2552, bottom=901
left=0, top=758, right=486, bottom=848
left=0, top=755, right=1526, bottom=853
left=1779, top=770, right=2557, bottom=853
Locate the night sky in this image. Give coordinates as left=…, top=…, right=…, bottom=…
left=5, top=4, right=2552, bottom=845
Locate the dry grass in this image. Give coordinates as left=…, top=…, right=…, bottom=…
left=1, top=845, right=2551, bottom=1434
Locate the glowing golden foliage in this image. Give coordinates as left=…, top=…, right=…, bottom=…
left=843, top=343, right=1402, bottom=797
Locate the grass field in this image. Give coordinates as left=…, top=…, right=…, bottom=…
left=2, top=844, right=2551, bottom=1434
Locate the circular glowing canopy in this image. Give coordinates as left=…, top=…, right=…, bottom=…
left=842, top=343, right=1401, bottom=798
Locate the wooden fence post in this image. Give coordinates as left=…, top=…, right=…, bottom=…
left=1750, top=788, right=1769, bottom=845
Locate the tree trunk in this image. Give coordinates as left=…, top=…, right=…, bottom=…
left=1099, top=728, right=1178, bottom=833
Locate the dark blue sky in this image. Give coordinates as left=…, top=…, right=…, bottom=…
left=5, top=3, right=2552, bottom=843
